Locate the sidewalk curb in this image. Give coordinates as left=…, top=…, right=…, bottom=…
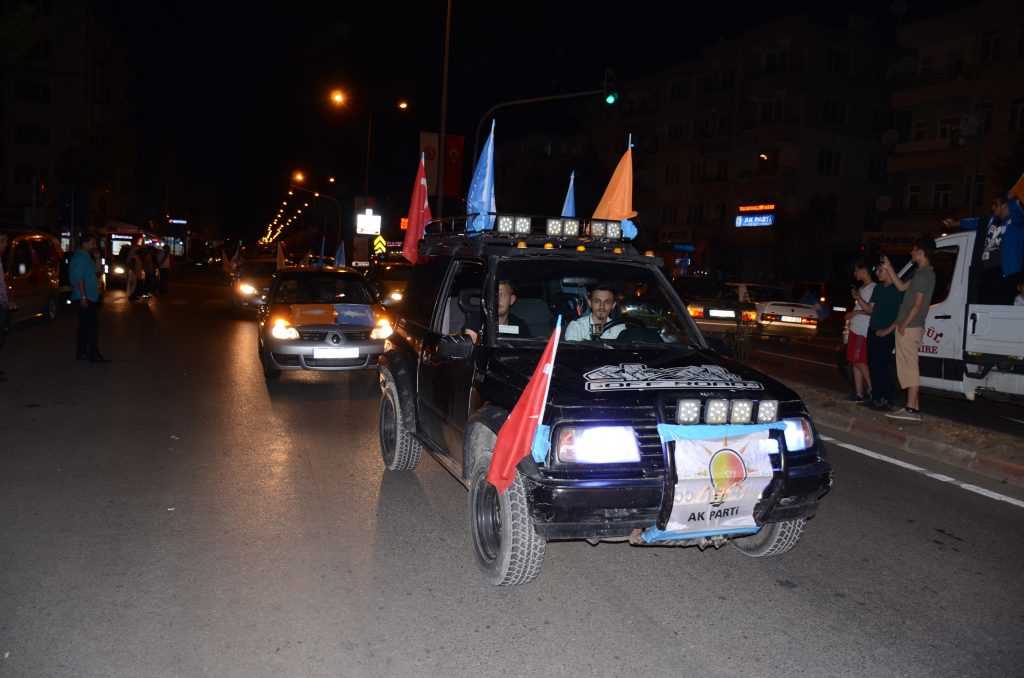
left=809, top=403, right=1024, bottom=488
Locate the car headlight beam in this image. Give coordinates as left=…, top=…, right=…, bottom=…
left=238, top=282, right=257, bottom=296
left=370, top=318, right=394, bottom=340
left=555, top=426, right=640, bottom=464
left=270, top=318, right=299, bottom=340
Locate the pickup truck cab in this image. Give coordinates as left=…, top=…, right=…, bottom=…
left=900, top=229, right=1024, bottom=401
left=377, top=218, right=832, bottom=586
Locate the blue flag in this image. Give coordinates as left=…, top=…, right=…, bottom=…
left=467, top=119, right=496, bottom=233
left=561, top=170, right=576, bottom=218
left=334, top=240, right=346, bottom=267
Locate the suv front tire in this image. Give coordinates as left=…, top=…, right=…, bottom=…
left=468, top=452, right=545, bottom=586
left=378, top=366, right=422, bottom=471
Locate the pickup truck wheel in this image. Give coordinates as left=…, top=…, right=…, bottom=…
left=468, top=455, right=545, bottom=586
left=378, top=368, right=422, bottom=471
left=731, top=518, right=806, bottom=557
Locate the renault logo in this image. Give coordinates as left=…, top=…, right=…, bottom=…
left=330, top=334, right=341, bottom=345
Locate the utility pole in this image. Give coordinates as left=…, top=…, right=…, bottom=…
left=436, top=0, right=452, bottom=218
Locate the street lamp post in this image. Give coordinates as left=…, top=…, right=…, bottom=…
left=290, top=183, right=343, bottom=246
left=326, top=88, right=409, bottom=198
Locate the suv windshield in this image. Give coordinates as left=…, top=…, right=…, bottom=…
left=273, top=274, right=373, bottom=305
left=494, top=259, right=698, bottom=348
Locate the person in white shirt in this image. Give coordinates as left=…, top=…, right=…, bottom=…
left=565, top=283, right=627, bottom=342
left=846, top=260, right=876, bottom=402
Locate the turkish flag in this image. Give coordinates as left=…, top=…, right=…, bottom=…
left=402, top=153, right=432, bottom=264
left=487, top=318, right=562, bottom=493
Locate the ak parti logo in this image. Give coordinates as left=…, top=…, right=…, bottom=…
left=708, top=448, right=748, bottom=507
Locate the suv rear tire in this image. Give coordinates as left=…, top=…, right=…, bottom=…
left=378, top=367, right=422, bottom=471
left=731, top=518, right=806, bottom=557
left=468, top=454, right=545, bottom=586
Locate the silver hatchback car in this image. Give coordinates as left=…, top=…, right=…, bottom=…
left=256, top=267, right=392, bottom=379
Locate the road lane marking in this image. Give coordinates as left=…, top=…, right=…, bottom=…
left=820, top=434, right=1024, bottom=509
left=754, top=350, right=835, bottom=368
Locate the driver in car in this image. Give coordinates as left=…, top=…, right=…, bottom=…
left=565, top=283, right=627, bottom=341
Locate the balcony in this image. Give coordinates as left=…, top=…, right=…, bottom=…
left=888, top=137, right=966, bottom=172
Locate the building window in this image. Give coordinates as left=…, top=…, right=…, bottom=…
left=667, top=122, right=687, bottom=142
left=14, top=124, right=50, bottom=145
left=718, top=114, right=731, bottom=136
left=14, top=164, right=33, bottom=185
left=1009, top=99, right=1024, bottom=132
left=669, top=80, right=688, bottom=101
left=817, top=149, right=842, bottom=177
left=978, top=32, right=1001, bottom=63
left=822, top=99, right=847, bottom=126
left=759, top=99, right=782, bottom=124
left=15, top=80, right=50, bottom=104
left=933, top=183, right=953, bottom=209
left=687, top=203, right=704, bottom=225
left=975, top=101, right=993, bottom=134
left=964, top=175, right=985, bottom=208
left=906, top=184, right=922, bottom=209
left=664, top=163, right=681, bottom=186
left=826, top=48, right=850, bottom=76
left=912, top=119, right=932, bottom=141
left=938, top=116, right=961, bottom=144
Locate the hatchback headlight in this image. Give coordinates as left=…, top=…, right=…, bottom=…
left=113, top=265, right=125, bottom=275
left=370, top=318, right=393, bottom=340
left=555, top=426, right=640, bottom=464
left=782, top=418, right=814, bottom=452
left=389, top=291, right=403, bottom=302
left=238, top=282, right=257, bottom=296
left=270, top=318, right=299, bottom=340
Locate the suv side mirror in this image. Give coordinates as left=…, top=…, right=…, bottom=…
left=438, top=333, right=474, bottom=360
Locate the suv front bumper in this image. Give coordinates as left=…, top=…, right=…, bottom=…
left=524, top=443, right=832, bottom=541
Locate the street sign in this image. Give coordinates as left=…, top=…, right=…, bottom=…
left=356, top=208, right=382, bottom=235
left=372, top=235, right=387, bottom=255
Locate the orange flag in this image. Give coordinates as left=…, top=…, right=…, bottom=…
left=1010, top=173, right=1024, bottom=203
left=592, top=147, right=637, bottom=221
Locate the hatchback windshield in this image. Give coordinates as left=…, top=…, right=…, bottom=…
left=272, top=274, right=373, bottom=305
left=493, top=259, right=698, bottom=347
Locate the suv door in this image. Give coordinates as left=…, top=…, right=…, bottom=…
left=418, top=259, right=485, bottom=462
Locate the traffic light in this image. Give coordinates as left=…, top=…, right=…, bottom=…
left=603, top=69, right=618, bottom=105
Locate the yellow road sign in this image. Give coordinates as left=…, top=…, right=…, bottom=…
left=372, top=235, right=387, bottom=255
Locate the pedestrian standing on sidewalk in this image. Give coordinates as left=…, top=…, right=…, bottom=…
left=69, top=234, right=108, bottom=363
left=0, top=233, right=9, bottom=382
left=880, top=239, right=936, bottom=422
left=158, top=245, right=172, bottom=294
left=845, top=261, right=876, bottom=402
left=864, top=260, right=903, bottom=411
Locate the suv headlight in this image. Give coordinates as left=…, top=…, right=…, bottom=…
left=555, top=426, right=641, bottom=464
left=270, top=318, right=299, bottom=340
left=782, top=418, right=815, bottom=452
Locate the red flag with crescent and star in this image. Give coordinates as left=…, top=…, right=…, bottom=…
left=402, top=153, right=432, bottom=265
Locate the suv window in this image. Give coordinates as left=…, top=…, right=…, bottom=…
left=495, top=259, right=695, bottom=347
left=435, top=260, right=485, bottom=334
left=12, top=240, right=33, bottom=276
left=400, top=256, right=450, bottom=327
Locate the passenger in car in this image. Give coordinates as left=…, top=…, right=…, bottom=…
left=464, top=281, right=530, bottom=342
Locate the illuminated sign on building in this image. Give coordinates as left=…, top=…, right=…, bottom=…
left=735, top=214, right=775, bottom=227
left=735, top=203, right=776, bottom=228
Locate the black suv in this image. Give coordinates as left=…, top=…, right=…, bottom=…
left=378, top=219, right=831, bottom=586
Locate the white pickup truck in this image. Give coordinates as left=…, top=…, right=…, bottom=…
left=899, top=230, right=1024, bottom=401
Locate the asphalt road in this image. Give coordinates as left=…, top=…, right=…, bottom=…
left=2, top=274, right=1023, bottom=678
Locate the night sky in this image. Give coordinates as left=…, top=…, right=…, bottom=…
left=108, top=0, right=966, bottom=240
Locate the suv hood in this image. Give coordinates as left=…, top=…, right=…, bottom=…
left=484, top=345, right=799, bottom=409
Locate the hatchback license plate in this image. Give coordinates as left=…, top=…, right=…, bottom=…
left=781, top=315, right=803, bottom=323
left=313, top=347, right=359, bottom=359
